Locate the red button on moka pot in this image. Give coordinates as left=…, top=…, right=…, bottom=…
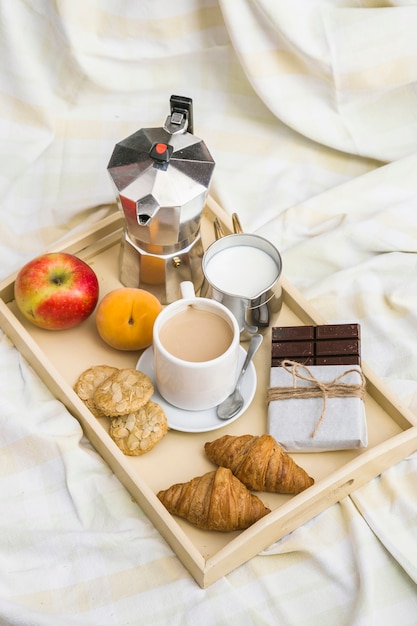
left=150, top=142, right=173, bottom=163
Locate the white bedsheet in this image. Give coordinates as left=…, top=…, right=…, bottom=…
left=1, top=1, right=417, bottom=624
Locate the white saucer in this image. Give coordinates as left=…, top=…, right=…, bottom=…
left=136, top=345, right=257, bottom=433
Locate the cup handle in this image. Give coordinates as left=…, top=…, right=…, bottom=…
left=180, top=281, right=196, bottom=299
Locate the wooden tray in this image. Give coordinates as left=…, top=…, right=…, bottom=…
left=1, top=197, right=417, bottom=588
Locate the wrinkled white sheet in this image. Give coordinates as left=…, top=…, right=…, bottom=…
left=0, top=1, right=416, bottom=624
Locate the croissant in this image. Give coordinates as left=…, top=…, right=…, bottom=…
left=157, top=467, right=270, bottom=532
left=204, top=434, right=314, bottom=495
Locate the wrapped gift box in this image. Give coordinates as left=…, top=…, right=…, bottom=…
left=267, top=363, right=368, bottom=452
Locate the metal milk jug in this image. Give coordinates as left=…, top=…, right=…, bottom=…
left=107, top=95, right=215, bottom=303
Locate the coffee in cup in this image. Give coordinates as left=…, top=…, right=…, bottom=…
left=153, top=282, right=240, bottom=411
left=159, top=306, right=234, bottom=362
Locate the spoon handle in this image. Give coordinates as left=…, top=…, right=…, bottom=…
left=236, top=334, right=263, bottom=389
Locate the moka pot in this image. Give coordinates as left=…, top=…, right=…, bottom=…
left=107, top=95, right=215, bottom=303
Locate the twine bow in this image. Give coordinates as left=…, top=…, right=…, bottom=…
left=267, top=360, right=366, bottom=438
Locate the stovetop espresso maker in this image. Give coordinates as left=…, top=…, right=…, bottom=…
left=107, top=95, right=215, bottom=303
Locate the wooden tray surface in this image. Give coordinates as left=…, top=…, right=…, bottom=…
left=1, top=197, right=416, bottom=587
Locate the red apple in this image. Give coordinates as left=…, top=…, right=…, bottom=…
left=14, top=252, right=99, bottom=330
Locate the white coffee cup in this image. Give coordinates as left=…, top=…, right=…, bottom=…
left=152, top=281, right=240, bottom=411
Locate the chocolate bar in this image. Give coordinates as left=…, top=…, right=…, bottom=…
left=271, top=323, right=360, bottom=367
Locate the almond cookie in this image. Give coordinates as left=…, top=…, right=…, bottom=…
left=93, top=368, right=154, bottom=417
left=74, top=365, right=119, bottom=417
left=110, top=401, right=168, bottom=455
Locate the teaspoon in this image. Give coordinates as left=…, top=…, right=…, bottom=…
left=216, top=333, right=263, bottom=420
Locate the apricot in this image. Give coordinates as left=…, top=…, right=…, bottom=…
left=96, top=287, right=162, bottom=351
